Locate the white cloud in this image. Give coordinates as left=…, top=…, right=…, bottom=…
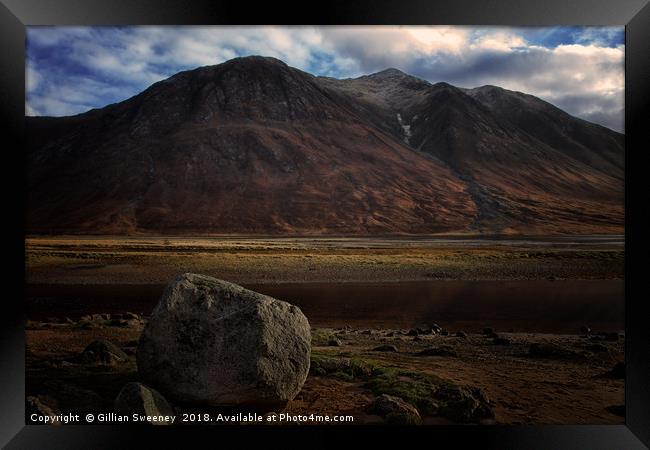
left=25, top=26, right=625, bottom=131
left=25, top=65, right=41, bottom=92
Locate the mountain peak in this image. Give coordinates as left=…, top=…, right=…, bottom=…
left=371, top=67, right=407, bottom=77
left=222, top=55, right=289, bottom=68
left=431, top=81, right=457, bottom=90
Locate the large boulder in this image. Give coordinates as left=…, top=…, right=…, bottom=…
left=114, top=382, right=174, bottom=425
left=137, top=273, right=311, bottom=408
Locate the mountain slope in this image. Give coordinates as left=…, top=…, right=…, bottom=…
left=317, top=72, right=624, bottom=234
left=26, top=56, right=624, bottom=235
left=26, top=56, right=476, bottom=234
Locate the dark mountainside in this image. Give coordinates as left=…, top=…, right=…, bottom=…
left=26, top=56, right=624, bottom=235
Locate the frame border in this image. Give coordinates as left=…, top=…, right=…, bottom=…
left=2, top=1, right=649, bottom=448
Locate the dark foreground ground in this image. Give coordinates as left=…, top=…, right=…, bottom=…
left=25, top=317, right=624, bottom=425
left=25, top=235, right=625, bottom=425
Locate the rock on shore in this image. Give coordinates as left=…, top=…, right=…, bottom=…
left=114, top=382, right=174, bottom=425
left=137, top=273, right=311, bottom=408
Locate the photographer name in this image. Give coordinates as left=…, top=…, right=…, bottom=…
left=30, top=413, right=177, bottom=424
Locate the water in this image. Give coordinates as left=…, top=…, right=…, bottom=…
left=26, top=279, right=623, bottom=333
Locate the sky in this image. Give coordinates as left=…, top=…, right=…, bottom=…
left=25, top=26, right=625, bottom=132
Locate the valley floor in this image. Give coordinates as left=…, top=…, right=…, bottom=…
left=25, top=235, right=624, bottom=285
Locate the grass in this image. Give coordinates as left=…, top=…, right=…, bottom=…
left=364, top=366, right=448, bottom=416
left=310, top=352, right=449, bottom=417
left=309, top=351, right=493, bottom=421
left=309, top=352, right=380, bottom=380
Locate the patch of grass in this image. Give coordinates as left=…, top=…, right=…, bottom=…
left=310, top=330, right=335, bottom=346
left=364, top=367, right=447, bottom=416
left=309, top=353, right=382, bottom=381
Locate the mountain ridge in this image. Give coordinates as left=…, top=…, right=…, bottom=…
left=26, top=55, right=624, bottom=235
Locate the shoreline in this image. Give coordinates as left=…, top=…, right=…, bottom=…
left=26, top=279, right=624, bottom=334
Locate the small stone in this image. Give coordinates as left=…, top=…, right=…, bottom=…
left=605, top=405, right=625, bottom=417
left=43, top=381, right=104, bottom=415
left=79, top=339, right=128, bottom=365
left=122, top=312, right=141, bottom=321
left=310, top=356, right=351, bottom=374
left=416, top=345, right=457, bottom=357
left=528, top=343, right=583, bottom=360
left=372, top=344, right=398, bottom=352
left=368, top=394, right=421, bottom=425
left=586, top=343, right=608, bottom=353
left=608, top=362, right=625, bottom=379
left=114, top=382, right=174, bottom=425
left=435, top=384, right=494, bottom=423
left=26, top=395, right=60, bottom=424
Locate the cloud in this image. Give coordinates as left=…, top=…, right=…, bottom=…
left=25, top=26, right=625, bottom=132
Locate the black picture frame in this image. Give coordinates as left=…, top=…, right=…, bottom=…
left=2, top=0, right=649, bottom=448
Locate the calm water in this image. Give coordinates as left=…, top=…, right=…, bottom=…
left=27, top=279, right=624, bottom=333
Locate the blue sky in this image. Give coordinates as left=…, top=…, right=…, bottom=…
left=25, top=26, right=625, bottom=132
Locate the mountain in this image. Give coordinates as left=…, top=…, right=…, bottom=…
left=25, top=56, right=624, bottom=235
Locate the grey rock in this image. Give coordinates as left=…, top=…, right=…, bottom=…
left=122, top=312, right=141, bottom=321
left=368, top=394, right=421, bottom=425
left=608, top=362, right=625, bottom=379
left=606, top=404, right=625, bottom=417
left=372, top=344, right=398, bottom=352
left=26, top=395, right=60, bottom=424
left=586, top=343, right=608, bottom=353
left=42, top=381, right=105, bottom=415
left=528, top=343, right=585, bottom=360
left=137, top=273, right=311, bottom=408
left=310, top=356, right=351, bottom=374
left=80, top=339, right=128, bottom=365
left=416, top=345, right=458, bottom=357
left=114, top=382, right=174, bottom=425
left=435, top=384, right=494, bottom=423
